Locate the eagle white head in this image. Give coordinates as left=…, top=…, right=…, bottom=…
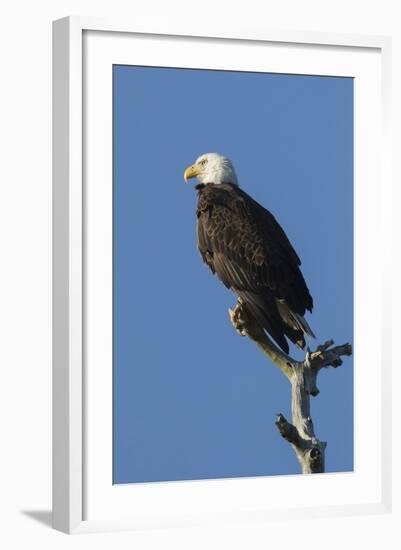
left=184, top=153, right=239, bottom=186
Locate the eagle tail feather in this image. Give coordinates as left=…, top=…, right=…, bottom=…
left=238, top=291, right=289, bottom=354
left=293, top=312, right=316, bottom=339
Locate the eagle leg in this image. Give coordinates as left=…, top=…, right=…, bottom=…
left=228, top=302, right=248, bottom=336
left=228, top=298, right=265, bottom=340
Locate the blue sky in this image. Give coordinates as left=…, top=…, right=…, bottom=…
left=113, top=65, right=353, bottom=483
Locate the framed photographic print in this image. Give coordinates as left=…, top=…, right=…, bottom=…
left=52, top=17, right=392, bottom=534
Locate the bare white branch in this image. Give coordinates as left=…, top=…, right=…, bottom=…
left=229, top=299, right=352, bottom=474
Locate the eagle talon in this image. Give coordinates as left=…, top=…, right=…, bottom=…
left=228, top=305, right=248, bottom=336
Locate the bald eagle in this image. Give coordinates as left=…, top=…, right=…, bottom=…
left=184, top=152, right=315, bottom=354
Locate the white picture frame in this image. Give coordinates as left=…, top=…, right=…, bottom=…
left=52, top=16, right=392, bottom=534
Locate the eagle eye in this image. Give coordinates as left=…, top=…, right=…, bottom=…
left=199, top=158, right=208, bottom=166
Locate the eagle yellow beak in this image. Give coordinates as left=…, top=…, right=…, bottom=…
left=184, top=164, right=200, bottom=183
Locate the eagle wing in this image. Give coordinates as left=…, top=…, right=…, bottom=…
left=196, top=184, right=313, bottom=352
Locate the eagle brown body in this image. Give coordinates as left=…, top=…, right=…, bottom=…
left=195, top=182, right=314, bottom=353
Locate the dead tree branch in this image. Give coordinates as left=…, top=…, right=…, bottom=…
left=228, top=298, right=352, bottom=474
